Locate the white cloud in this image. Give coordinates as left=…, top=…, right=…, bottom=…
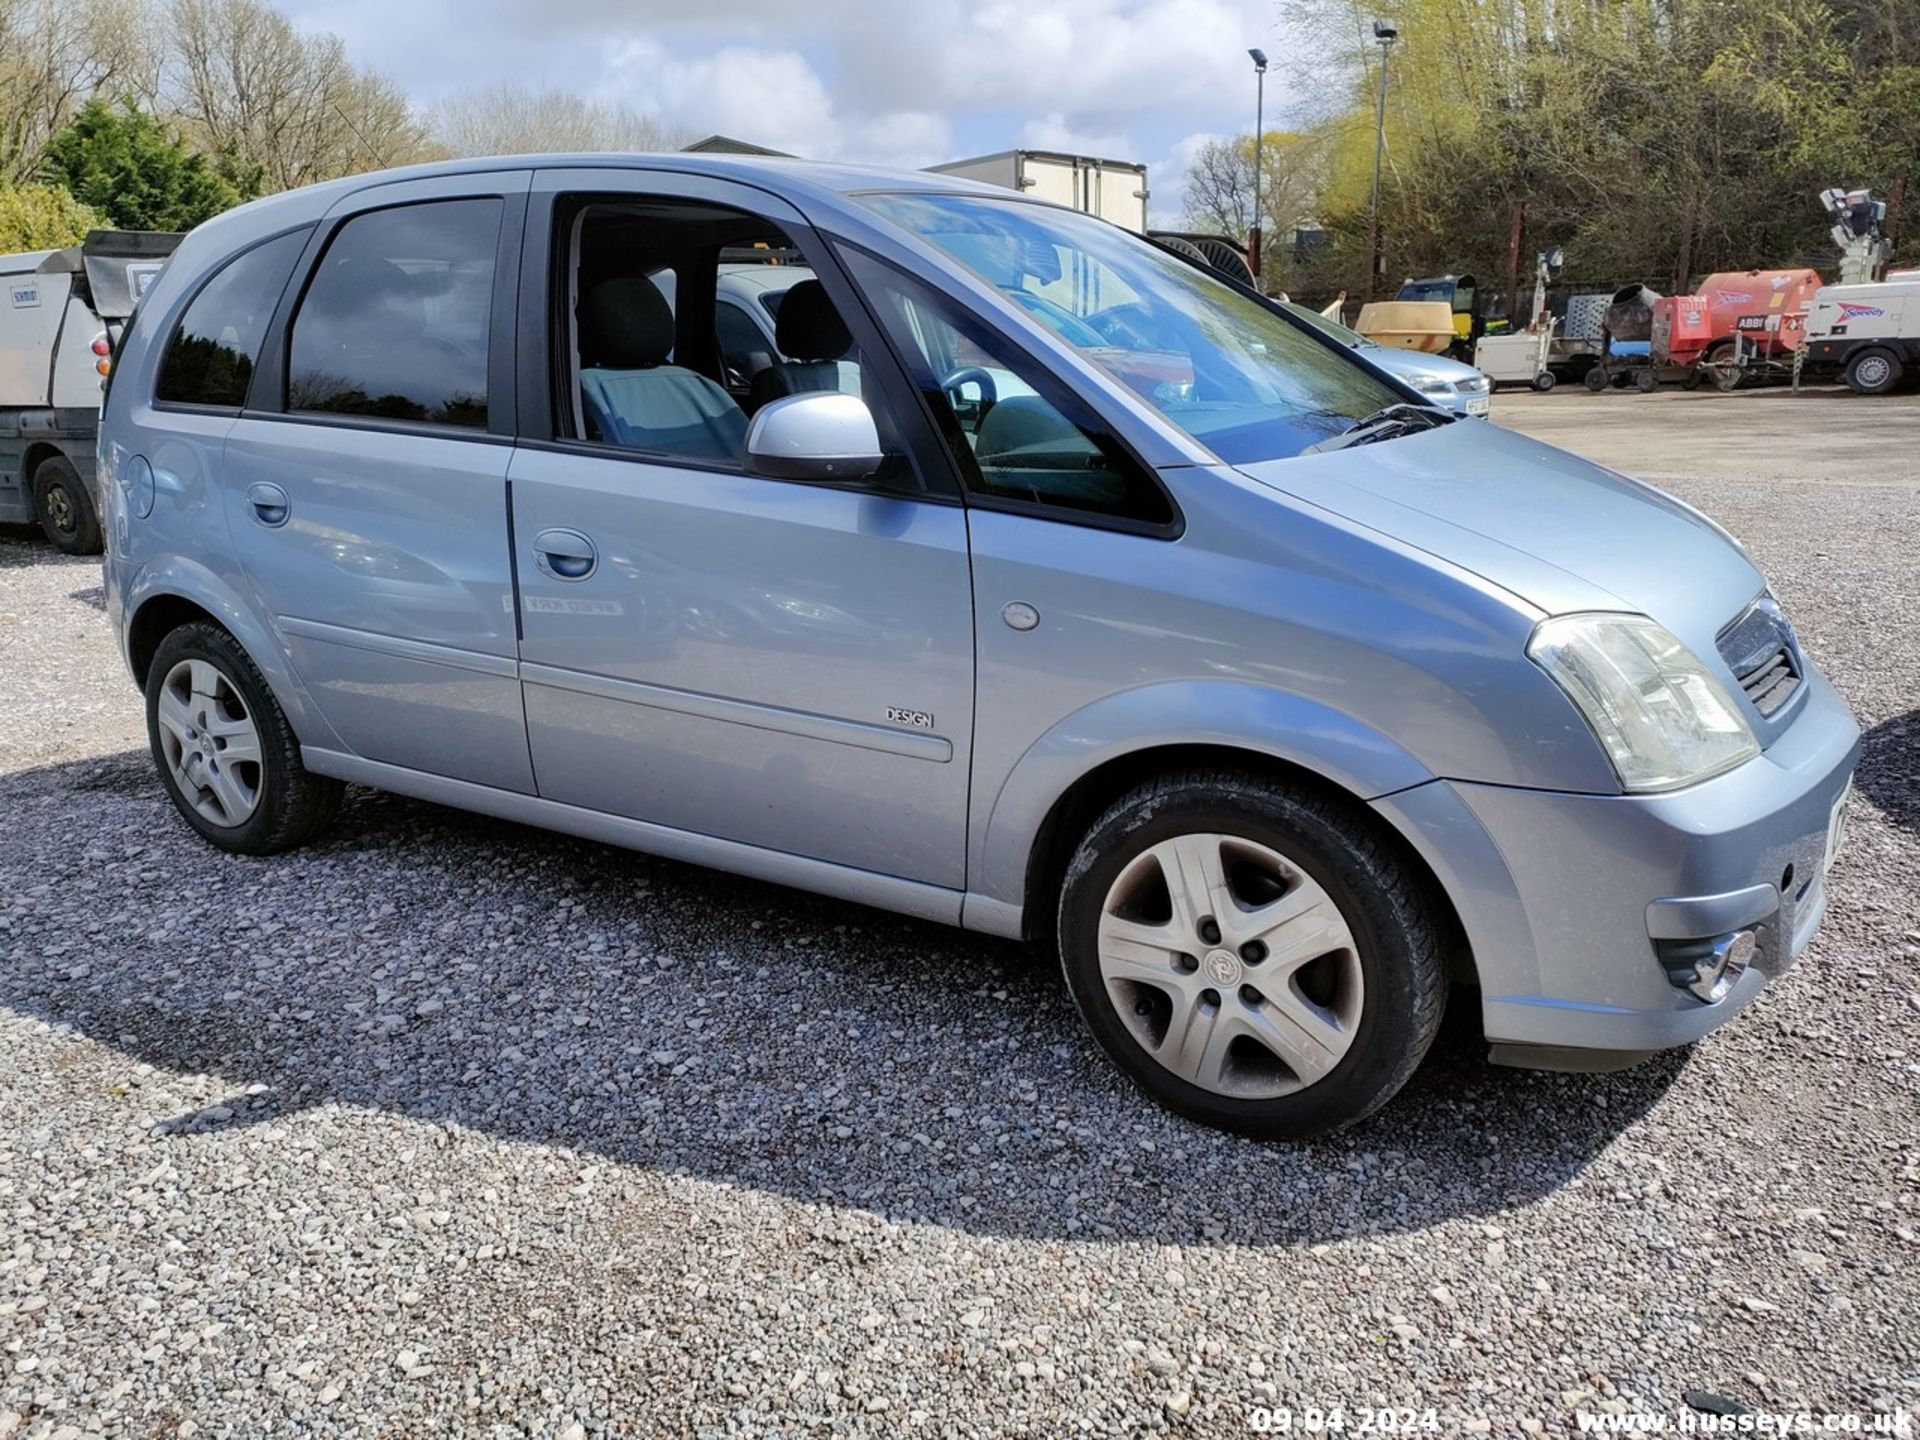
left=286, top=0, right=1317, bottom=195
left=1017, top=113, right=1134, bottom=160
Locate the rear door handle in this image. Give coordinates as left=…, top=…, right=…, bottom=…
left=532, top=527, right=596, bottom=581
left=245, top=482, right=290, bottom=527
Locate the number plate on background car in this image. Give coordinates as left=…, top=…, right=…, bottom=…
left=1468, top=397, right=1492, bottom=417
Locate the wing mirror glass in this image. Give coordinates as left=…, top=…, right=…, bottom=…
left=745, top=391, right=884, bottom=482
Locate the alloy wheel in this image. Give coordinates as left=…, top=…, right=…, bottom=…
left=155, top=659, right=264, bottom=827
left=1096, top=832, right=1364, bottom=1099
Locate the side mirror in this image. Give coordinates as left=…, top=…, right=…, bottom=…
left=745, top=391, right=884, bottom=482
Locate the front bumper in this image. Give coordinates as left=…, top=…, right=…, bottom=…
left=1374, top=667, right=1859, bottom=1062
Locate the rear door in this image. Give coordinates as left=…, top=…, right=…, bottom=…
left=221, top=171, right=536, bottom=791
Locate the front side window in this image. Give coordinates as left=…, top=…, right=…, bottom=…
left=155, top=228, right=309, bottom=408
left=843, top=249, right=1173, bottom=530
left=288, top=198, right=500, bottom=429
left=861, top=192, right=1404, bottom=463
left=560, top=200, right=883, bottom=470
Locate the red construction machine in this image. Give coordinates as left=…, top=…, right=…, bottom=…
left=1651, top=269, right=1824, bottom=389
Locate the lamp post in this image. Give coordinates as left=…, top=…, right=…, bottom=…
left=1248, top=48, right=1268, bottom=285
left=1364, top=19, right=1397, bottom=300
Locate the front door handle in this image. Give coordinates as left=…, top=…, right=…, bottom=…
left=245, top=482, right=290, bottom=527
left=532, top=527, right=597, bottom=581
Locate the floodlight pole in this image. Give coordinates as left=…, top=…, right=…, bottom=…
left=1365, top=25, right=1396, bottom=300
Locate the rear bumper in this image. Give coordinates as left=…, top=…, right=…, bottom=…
left=1374, top=668, right=1860, bottom=1062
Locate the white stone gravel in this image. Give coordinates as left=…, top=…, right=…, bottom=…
left=1, top=391, right=1917, bottom=1437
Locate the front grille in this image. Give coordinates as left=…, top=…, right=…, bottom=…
left=1737, top=646, right=1799, bottom=714
left=1718, top=598, right=1801, bottom=717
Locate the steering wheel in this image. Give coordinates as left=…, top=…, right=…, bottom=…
left=940, top=365, right=999, bottom=431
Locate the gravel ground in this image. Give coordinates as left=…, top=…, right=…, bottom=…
left=1, top=389, right=1917, bottom=1437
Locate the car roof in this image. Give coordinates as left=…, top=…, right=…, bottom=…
left=178, top=153, right=1017, bottom=272
left=718, top=262, right=811, bottom=294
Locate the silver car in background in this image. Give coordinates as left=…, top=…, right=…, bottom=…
left=1284, top=301, right=1495, bottom=416
left=99, top=156, right=1858, bottom=1138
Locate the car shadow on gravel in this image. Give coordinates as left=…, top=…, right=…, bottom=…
left=1, top=749, right=1688, bottom=1249
left=1855, top=709, right=1919, bottom=832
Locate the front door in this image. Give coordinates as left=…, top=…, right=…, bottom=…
left=507, top=173, right=975, bottom=888
left=222, top=174, right=535, bottom=793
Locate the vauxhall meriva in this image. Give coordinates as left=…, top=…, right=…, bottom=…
left=99, top=156, right=1860, bottom=1138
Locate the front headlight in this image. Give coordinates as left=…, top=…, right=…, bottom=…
left=1412, top=376, right=1454, bottom=396
left=1528, top=613, right=1759, bottom=792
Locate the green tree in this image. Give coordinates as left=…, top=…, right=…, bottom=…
left=0, top=182, right=106, bottom=250
left=40, top=97, right=237, bottom=231
left=1293, top=0, right=1920, bottom=304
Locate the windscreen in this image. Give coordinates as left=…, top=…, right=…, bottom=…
left=863, top=192, right=1403, bottom=462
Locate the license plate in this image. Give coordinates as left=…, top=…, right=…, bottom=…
left=1467, top=396, right=1492, bottom=417
left=1823, top=780, right=1852, bottom=875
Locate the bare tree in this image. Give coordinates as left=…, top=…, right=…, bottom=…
left=431, top=84, right=688, bottom=159
left=0, top=0, right=147, bottom=183
left=156, top=0, right=437, bottom=194
left=1182, top=131, right=1327, bottom=287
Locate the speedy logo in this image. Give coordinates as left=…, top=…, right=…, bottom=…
left=1717, top=292, right=1754, bottom=305
left=1837, top=302, right=1886, bottom=319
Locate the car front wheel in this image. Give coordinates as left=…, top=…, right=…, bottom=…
left=1057, top=771, right=1446, bottom=1139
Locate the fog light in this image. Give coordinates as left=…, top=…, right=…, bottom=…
left=1659, top=929, right=1757, bottom=1003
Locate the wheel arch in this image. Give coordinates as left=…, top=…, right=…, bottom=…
left=122, top=561, right=344, bottom=751
left=968, top=682, right=1472, bottom=976
left=21, top=441, right=76, bottom=486
left=1006, top=740, right=1478, bottom=989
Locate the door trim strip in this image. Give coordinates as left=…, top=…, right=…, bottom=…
left=301, top=747, right=964, bottom=925
left=520, top=660, right=954, bottom=763
left=278, top=616, right=519, bottom=680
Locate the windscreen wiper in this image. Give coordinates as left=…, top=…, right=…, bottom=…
left=1302, top=402, right=1459, bottom=454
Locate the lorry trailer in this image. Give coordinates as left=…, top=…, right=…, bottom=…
left=925, top=150, right=1149, bottom=233
left=0, top=230, right=179, bottom=552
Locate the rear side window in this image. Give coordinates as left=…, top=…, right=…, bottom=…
left=288, top=198, right=501, bottom=429
left=155, top=229, right=309, bottom=408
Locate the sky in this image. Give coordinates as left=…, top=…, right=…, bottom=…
left=279, top=0, right=1343, bottom=225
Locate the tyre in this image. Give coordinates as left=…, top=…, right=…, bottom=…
left=31, top=455, right=102, bottom=555
left=1635, top=367, right=1659, bottom=393
left=1056, top=771, right=1446, bottom=1139
left=1531, top=370, right=1556, bottom=393
left=145, top=622, right=343, bottom=855
left=1844, top=347, right=1902, bottom=396
left=1583, top=364, right=1609, bottom=392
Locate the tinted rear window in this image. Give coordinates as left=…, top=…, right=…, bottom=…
left=155, top=229, right=309, bottom=408
left=287, top=198, right=500, bottom=429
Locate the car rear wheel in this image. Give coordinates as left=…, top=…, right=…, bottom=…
left=31, top=456, right=101, bottom=555
left=1844, top=347, right=1902, bottom=396
left=1056, top=771, right=1446, bottom=1139
left=146, top=622, right=343, bottom=855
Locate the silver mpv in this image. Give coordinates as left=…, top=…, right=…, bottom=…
left=100, top=156, right=1860, bottom=1138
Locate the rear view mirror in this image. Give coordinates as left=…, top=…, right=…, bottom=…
left=745, top=391, right=884, bottom=482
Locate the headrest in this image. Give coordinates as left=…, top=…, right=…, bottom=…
left=581, top=277, right=675, bottom=369
left=774, top=280, right=852, bottom=362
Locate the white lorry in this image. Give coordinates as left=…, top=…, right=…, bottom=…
left=1799, top=272, right=1920, bottom=395
left=926, top=150, right=1150, bottom=232
left=0, top=230, right=180, bottom=552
